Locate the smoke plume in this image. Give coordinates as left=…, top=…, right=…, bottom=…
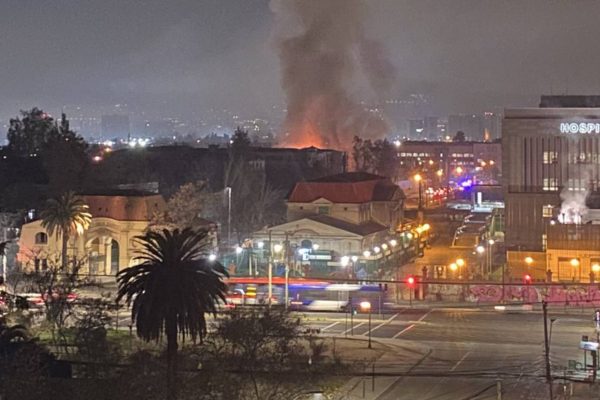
left=558, top=165, right=592, bottom=224
left=271, top=0, right=396, bottom=150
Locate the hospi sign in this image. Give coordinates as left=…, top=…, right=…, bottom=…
left=560, top=122, right=600, bottom=134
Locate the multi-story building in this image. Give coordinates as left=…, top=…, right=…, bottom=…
left=503, top=95, right=600, bottom=282
left=252, top=172, right=417, bottom=278
left=398, top=140, right=502, bottom=185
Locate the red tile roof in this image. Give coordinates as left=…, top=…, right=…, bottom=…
left=287, top=173, right=404, bottom=204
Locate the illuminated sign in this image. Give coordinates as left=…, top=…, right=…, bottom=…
left=560, top=122, right=600, bottom=134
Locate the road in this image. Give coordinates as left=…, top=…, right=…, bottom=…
left=301, top=306, right=599, bottom=399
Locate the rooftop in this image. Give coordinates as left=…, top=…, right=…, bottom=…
left=307, top=215, right=388, bottom=236
left=540, top=95, right=600, bottom=108
left=288, top=172, right=404, bottom=204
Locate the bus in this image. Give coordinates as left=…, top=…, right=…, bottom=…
left=224, top=277, right=384, bottom=312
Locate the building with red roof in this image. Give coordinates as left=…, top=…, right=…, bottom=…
left=252, top=172, right=414, bottom=278
left=18, top=190, right=166, bottom=276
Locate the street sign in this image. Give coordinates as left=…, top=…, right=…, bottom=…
left=579, top=341, right=599, bottom=351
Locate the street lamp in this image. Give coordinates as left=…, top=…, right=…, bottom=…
left=487, top=239, right=495, bottom=277
left=592, top=264, right=600, bottom=283
left=414, top=174, right=423, bottom=211
left=570, top=258, right=580, bottom=267
left=449, top=263, right=458, bottom=278
left=360, top=301, right=372, bottom=349
left=208, top=254, right=217, bottom=262
left=351, top=255, right=358, bottom=278
left=225, top=187, right=232, bottom=246
left=271, top=244, right=283, bottom=307
left=340, top=256, right=350, bottom=267
left=455, top=258, right=465, bottom=279
left=476, top=245, right=485, bottom=278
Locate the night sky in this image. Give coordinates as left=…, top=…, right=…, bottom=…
left=1, top=0, right=600, bottom=120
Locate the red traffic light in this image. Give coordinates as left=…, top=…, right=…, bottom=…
left=406, top=276, right=416, bottom=286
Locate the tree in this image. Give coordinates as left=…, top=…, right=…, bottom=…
left=6, top=108, right=55, bottom=155
left=352, top=136, right=399, bottom=178
left=40, top=192, right=92, bottom=269
left=231, top=126, right=251, bottom=150
left=154, top=181, right=215, bottom=230
left=5, top=109, right=89, bottom=196
left=202, top=308, right=344, bottom=400
left=223, top=160, right=285, bottom=243
left=43, top=113, right=88, bottom=194
left=453, top=130, right=466, bottom=142
left=116, top=228, right=228, bottom=400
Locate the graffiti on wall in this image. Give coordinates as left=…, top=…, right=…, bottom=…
left=468, top=284, right=600, bottom=305
left=424, top=283, right=600, bottom=305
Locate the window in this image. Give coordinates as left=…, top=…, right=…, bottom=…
left=542, top=205, right=553, bottom=218
left=317, top=206, right=329, bottom=215
left=542, top=234, right=547, bottom=251
left=543, top=178, right=558, bottom=191
left=543, top=151, right=558, bottom=164
left=35, top=232, right=48, bottom=244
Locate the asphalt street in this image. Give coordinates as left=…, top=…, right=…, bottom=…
left=301, top=307, right=600, bottom=399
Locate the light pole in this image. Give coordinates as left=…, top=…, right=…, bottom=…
left=225, top=187, right=232, bottom=247
left=271, top=243, right=283, bottom=306
left=543, top=301, right=554, bottom=400
left=361, top=301, right=372, bottom=349
left=487, top=239, right=495, bottom=277
left=456, top=258, right=465, bottom=279
left=476, top=245, right=485, bottom=278
left=414, top=174, right=423, bottom=211
left=449, top=262, right=458, bottom=279
left=592, top=263, right=600, bottom=283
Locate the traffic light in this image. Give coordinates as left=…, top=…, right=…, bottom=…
left=524, top=274, right=532, bottom=284
left=406, top=276, right=416, bottom=287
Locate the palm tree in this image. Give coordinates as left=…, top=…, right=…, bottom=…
left=40, top=192, right=91, bottom=270
left=116, top=228, right=228, bottom=400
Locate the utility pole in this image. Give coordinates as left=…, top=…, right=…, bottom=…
left=268, top=229, right=272, bottom=307
left=543, top=301, right=553, bottom=400
left=226, top=187, right=232, bottom=247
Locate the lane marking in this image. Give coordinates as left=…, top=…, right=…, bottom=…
left=321, top=321, right=340, bottom=331
left=392, top=323, right=415, bottom=338
left=341, top=322, right=365, bottom=335
left=417, top=309, right=432, bottom=322
left=450, top=350, right=471, bottom=372
left=386, top=312, right=400, bottom=322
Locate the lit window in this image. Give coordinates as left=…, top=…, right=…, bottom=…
left=542, top=205, right=553, bottom=218
left=543, top=178, right=558, bottom=191
left=542, top=234, right=547, bottom=251
left=543, top=151, right=558, bottom=164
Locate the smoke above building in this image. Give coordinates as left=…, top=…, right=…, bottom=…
left=558, top=165, right=592, bottom=224
left=271, top=0, right=396, bottom=150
